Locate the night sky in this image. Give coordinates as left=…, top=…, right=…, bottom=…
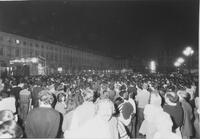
left=0, top=0, right=198, bottom=59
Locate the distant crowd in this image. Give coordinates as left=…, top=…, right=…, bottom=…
left=0, top=71, right=199, bottom=139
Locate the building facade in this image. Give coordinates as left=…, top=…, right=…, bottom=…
left=0, top=31, right=126, bottom=75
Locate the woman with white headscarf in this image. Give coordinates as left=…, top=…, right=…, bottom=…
left=139, top=92, right=163, bottom=139
left=64, top=99, right=115, bottom=139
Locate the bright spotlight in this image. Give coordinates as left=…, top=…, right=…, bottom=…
left=150, top=60, right=156, bottom=73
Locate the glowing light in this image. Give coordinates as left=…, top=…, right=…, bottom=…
left=150, top=60, right=156, bottom=73
left=183, top=46, right=194, bottom=56
left=16, top=39, right=20, bottom=44
left=177, top=57, right=185, bottom=64
left=31, top=58, right=38, bottom=63
left=57, top=67, right=63, bottom=72
left=174, top=61, right=181, bottom=67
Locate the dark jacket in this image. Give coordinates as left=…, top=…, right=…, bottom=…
left=181, top=100, right=194, bottom=136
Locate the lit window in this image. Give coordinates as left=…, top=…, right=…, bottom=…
left=16, top=39, right=20, bottom=44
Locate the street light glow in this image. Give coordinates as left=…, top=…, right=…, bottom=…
left=177, top=57, right=185, bottom=64
left=183, top=46, right=194, bottom=56
left=174, top=61, right=181, bottom=67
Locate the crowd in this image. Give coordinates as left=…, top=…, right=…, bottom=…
left=0, top=70, right=199, bottom=139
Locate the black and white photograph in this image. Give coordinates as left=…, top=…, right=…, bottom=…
left=0, top=0, right=199, bottom=139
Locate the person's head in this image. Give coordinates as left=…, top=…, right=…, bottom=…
left=177, top=90, right=190, bottom=102
left=0, top=110, right=15, bottom=124
left=11, top=81, right=17, bottom=86
left=57, top=93, right=66, bottom=103
left=0, top=120, right=23, bottom=138
left=165, top=92, right=179, bottom=104
left=23, top=83, right=29, bottom=90
left=81, top=87, right=94, bottom=102
left=38, top=90, right=54, bottom=107
left=142, top=83, right=148, bottom=90
left=150, top=93, right=162, bottom=106
left=95, top=99, right=115, bottom=121
left=119, top=91, right=129, bottom=100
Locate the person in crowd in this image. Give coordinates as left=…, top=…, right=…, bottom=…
left=64, top=99, right=115, bottom=139
left=193, top=96, right=200, bottom=138
left=0, top=110, right=23, bottom=138
left=127, top=84, right=137, bottom=138
left=0, top=120, right=23, bottom=138
left=55, top=92, right=67, bottom=115
left=139, top=92, right=163, bottom=139
left=177, top=90, right=194, bottom=139
left=31, top=81, right=44, bottom=108
left=68, top=87, right=96, bottom=130
left=10, top=80, right=22, bottom=115
left=0, top=93, right=16, bottom=116
left=0, top=110, right=15, bottom=124
left=135, top=82, right=150, bottom=137
left=0, top=79, right=4, bottom=93
left=153, top=109, right=181, bottom=139
left=19, top=83, right=31, bottom=122
left=25, top=90, right=61, bottom=138
left=163, top=92, right=184, bottom=137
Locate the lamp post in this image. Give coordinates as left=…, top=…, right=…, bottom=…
left=174, top=57, right=185, bottom=73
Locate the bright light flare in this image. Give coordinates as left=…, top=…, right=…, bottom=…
left=174, top=62, right=181, bottom=67
left=150, top=60, right=156, bottom=73
left=31, top=57, right=38, bottom=63
left=16, top=39, right=20, bottom=44
left=177, top=57, right=185, bottom=64
left=183, top=46, right=194, bottom=56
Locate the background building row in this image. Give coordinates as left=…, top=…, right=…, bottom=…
left=0, top=31, right=128, bottom=76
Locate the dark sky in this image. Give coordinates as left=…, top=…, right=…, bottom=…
left=0, top=0, right=198, bottom=59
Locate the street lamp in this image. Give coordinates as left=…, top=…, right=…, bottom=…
left=174, top=57, right=184, bottom=68
left=177, top=57, right=185, bottom=64
left=174, top=61, right=181, bottom=67
left=183, top=46, right=194, bottom=56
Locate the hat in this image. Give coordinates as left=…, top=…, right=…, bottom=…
left=165, top=92, right=179, bottom=103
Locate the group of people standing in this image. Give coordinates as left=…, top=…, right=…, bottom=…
left=0, top=71, right=199, bottom=139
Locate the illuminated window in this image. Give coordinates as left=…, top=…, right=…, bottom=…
left=16, top=39, right=20, bottom=44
